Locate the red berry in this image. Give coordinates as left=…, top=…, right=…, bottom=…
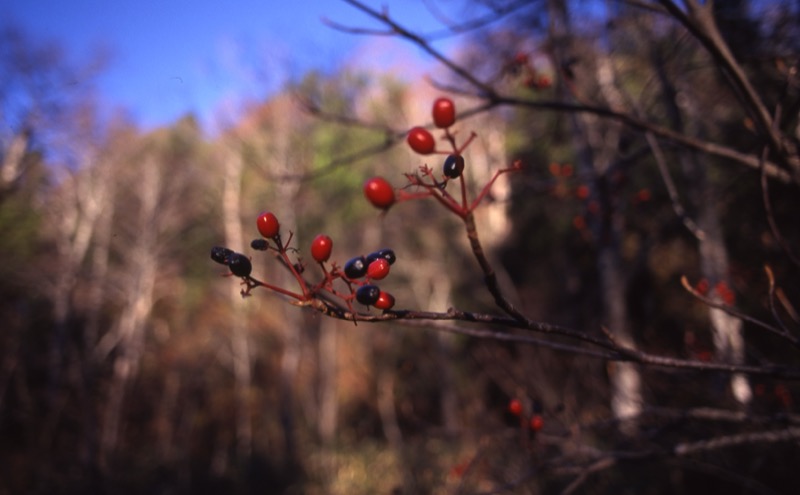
left=530, top=414, right=544, bottom=432
left=256, top=211, right=280, bottom=238
left=374, top=291, right=395, bottom=310
left=407, top=127, right=436, bottom=155
left=508, top=399, right=523, bottom=416
left=310, top=234, right=333, bottom=263
left=364, top=177, right=395, bottom=209
left=432, top=97, right=456, bottom=128
left=367, top=258, right=390, bottom=280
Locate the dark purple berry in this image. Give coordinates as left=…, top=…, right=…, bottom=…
left=443, top=154, right=465, bottom=179
left=344, top=256, right=368, bottom=279
left=356, top=285, right=381, bottom=306
left=366, top=248, right=396, bottom=266
left=211, top=246, right=234, bottom=265
left=228, top=253, right=252, bottom=277
left=378, top=248, right=396, bottom=265
left=251, top=239, right=269, bottom=251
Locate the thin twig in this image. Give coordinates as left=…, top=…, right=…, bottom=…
left=656, top=0, right=800, bottom=178
left=759, top=146, right=800, bottom=267
left=681, top=275, right=800, bottom=348
left=339, top=0, right=498, bottom=98
left=764, top=265, right=795, bottom=336
left=645, top=131, right=704, bottom=240
left=674, top=427, right=800, bottom=455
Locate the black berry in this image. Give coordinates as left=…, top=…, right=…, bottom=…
left=211, top=246, right=234, bottom=265
left=443, top=154, right=465, bottom=179
left=228, top=253, right=252, bottom=277
left=344, top=256, right=368, bottom=279
left=356, top=285, right=381, bottom=306
left=251, top=239, right=269, bottom=251
left=366, top=248, right=396, bottom=266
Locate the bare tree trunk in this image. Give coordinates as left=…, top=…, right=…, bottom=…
left=156, top=370, right=181, bottom=463
left=547, top=0, right=642, bottom=433
left=694, top=164, right=751, bottom=407
left=651, top=45, right=752, bottom=407
left=100, top=157, right=159, bottom=461
left=261, top=96, right=304, bottom=468
left=317, top=317, right=338, bottom=444
left=222, top=143, right=253, bottom=459
left=0, top=127, right=30, bottom=188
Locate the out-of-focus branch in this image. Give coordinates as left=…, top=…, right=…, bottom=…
left=656, top=0, right=800, bottom=179
left=336, top=0, right=498, bottom=98
left=645, top=131, right=704, bottom=240
left=288, top=296, right=800, bottom=379
left=333, top=1, right=793, bottom=184
left=420, top=0, right=532, bottom=39
left=674, top=427, right=800, bottom=456
left=760, top=147, right=800, bottom=267
left=492, top=94, right=792, bottom=183
left=681, top=275, right=800, bottom=349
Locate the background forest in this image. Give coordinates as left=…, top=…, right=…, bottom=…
left=2, top=1, right=800, bottom=494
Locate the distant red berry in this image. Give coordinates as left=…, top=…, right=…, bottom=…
left=534, top=75, right=552, bottom=89
left=508, top=399, right=523, bottom=416
left=575, top=184, right=590, bottom=200
left=374, top=291, right=395, bottom=310
left=529, top=414, right=544, bottom=432
left=364, top=177, right=396, bottom=209
left=256, top=211, right=280, bottom=238
left=311, top=234, right=333, bottom=263
left=432, top=97, right=456, bottom=128
left=634, top=188, right=652, bottom=203
left=407, top=127, right=436, bottom=155
left=367, top=258, right=390, bottom=280
left=715, top=281, right=736, bottom=305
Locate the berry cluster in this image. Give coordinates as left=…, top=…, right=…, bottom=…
left=212, top=96, right=520, bottom=319
left=211, top=210, right=398, bottom=316
left=507, top=398, right=544, bottom=433
left=507, top=51, right=553, bottom=90
left=363, top=97, right=521, bottom=218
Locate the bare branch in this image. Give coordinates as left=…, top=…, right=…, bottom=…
left=645, top=131, right=705, bottom=240
left=681, top=275, right=800, bottom=349
left=340, top=0, right=498, bottom=97
left=656, top=0, right=800, bottom=179
left=674, top=427, right=800, bottom=456
left=760, top=147, right=800, bottom=267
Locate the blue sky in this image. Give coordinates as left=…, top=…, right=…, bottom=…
left=4, top=0, right=462, bottom=131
